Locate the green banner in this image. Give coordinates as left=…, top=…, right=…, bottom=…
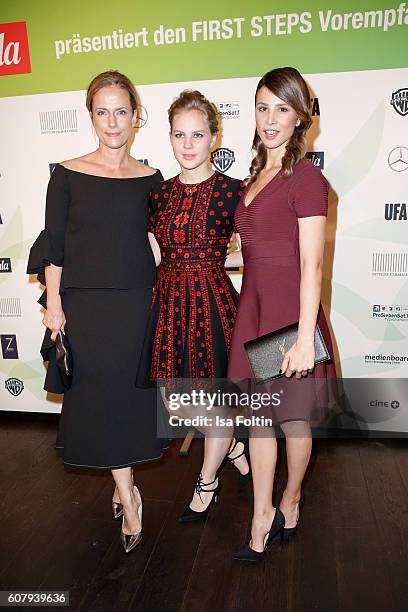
left=1, top=0, right=407, bottom=97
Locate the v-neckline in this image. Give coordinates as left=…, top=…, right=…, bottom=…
left=243, top=168, right=282, bottom=208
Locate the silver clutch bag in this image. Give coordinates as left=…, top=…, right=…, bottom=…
left=244, top=323, right=330, bottom=384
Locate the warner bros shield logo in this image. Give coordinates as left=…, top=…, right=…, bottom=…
left=211, top=148, right=236, bottom=172
left=391, top=89, right=408, bottom=117
left=5, top=378, right=24, bottom=396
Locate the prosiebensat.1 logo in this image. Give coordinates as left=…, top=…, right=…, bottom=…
left=0, top=22, right=31, bottom=76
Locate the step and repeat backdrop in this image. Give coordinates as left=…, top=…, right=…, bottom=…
left=0, top=1, right=407, bottom=429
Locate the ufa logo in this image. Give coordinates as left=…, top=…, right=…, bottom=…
left=0, top=22, right=31, bottom=76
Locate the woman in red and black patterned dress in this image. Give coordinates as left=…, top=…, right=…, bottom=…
left=147, top=91, right=250, bottom=521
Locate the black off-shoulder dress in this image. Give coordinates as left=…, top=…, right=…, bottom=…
left=27, top=164, right=168, bottom=469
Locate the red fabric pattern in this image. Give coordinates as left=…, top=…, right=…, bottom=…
left=149, top=172, right=243, bottom=379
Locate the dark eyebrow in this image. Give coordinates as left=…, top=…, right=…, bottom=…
left=256, top=102, right=289, bottom=108
left=95, top=107, right=128, bottom=111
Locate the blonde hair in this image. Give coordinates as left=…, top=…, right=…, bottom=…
left=248, top=67, right=312, bottom=184
left=168, top=90, right=219, bottom=135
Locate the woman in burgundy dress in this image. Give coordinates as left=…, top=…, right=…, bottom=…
left=146, top=91, right=250, bottom=521
left=228, top=68, right=336, bottom=560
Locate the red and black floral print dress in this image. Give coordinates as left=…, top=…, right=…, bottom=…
left=147, top=172, right=244, bottom=381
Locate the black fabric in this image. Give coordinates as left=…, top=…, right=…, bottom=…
left=27, top=164, right=163, bottom=289
left=55, top=288, right=168, bottom=468
left=28, top=166, right=168, bottom=468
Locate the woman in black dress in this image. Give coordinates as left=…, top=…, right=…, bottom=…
left=27, top=71, right=166, bottom=553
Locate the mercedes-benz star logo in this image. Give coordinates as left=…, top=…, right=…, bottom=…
left=136, top=105, right=148, bottom=128
left=388, top=146, right=408, bottom=172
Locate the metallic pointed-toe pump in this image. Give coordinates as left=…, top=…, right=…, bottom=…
left=121, top=486, right=143, bottom=553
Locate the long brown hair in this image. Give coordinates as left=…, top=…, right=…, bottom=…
left=248, top=67, right=312, bottom=184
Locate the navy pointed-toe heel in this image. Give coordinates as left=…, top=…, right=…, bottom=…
left=282, top=492, right=305, bottom=540
left=234, top=508, right=285, bottom=562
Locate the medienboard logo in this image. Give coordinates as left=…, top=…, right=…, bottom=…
left=0, top=257, right=12, bottom=273
left=1, top=334, right=19, bottom=359
left=372, top=252, right=408, bottom=276
left=216, top=101, right=240, bottom=120
left=211, top=148, right=235, bottom=172
left=390, top=88, right=408, bottom=117
left=0, top=22, right=31, bottom=77
left=305, top=151, right=325, bottom=169
left=365, top=353, right=408, bottom=365
left=372, top=304, right=408, bottom=321
left=39, top=110, right=78, bottom=134
left=384, top=202, right=407, bottom=220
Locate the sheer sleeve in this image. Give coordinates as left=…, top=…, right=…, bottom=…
left=289, top=161, right=328, bottom=218
left=27, top=164, right=70, bottom=284
left=148, top=170, right=163, bottom=233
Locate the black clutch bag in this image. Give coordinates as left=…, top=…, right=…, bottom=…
left=244, top=323, right=330, bottom=384
left=54, top=330, right=73, bottom=389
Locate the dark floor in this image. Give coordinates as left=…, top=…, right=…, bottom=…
left=0, top=414, right=407, bottom=612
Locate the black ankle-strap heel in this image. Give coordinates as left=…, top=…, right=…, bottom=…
left=178, top=473, right=220, bottom=523
left=226, top=439, right=251, bottom=483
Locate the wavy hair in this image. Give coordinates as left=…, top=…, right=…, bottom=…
left=248, top=67, right=312, bottom=184
left=168, top=90, right=219, bottom=135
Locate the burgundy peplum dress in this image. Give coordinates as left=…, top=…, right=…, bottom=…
left=227, top=158, right=337, bottom=424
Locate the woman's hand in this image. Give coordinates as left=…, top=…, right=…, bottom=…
left=280, top=339, right=315, bottom=379
left=226, top=232, right=240, bottom=255
left=43, top=302, right=66, bottom=341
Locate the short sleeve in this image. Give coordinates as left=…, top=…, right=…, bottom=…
left=289, top=161, right=328, bottom=218
left=232, top=180, right=246, bottom=233
left=27, top=164, right=70, bottom=283
left=148, top=170, right=163, bottom=233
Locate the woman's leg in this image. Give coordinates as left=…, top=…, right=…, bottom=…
left=160, top=388, right=248, bottom=510
left=249, top=427, right=278, bottom=551
left=188, top=435, right=233, bottom=511
left=111, top=466, right=141, bottom=535
left=280, top=420, right=312, bottom=528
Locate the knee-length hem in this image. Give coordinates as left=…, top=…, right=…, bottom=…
left=228, top=159, right=337, bottom=424
left=137, top=172, right=244, bottom=386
